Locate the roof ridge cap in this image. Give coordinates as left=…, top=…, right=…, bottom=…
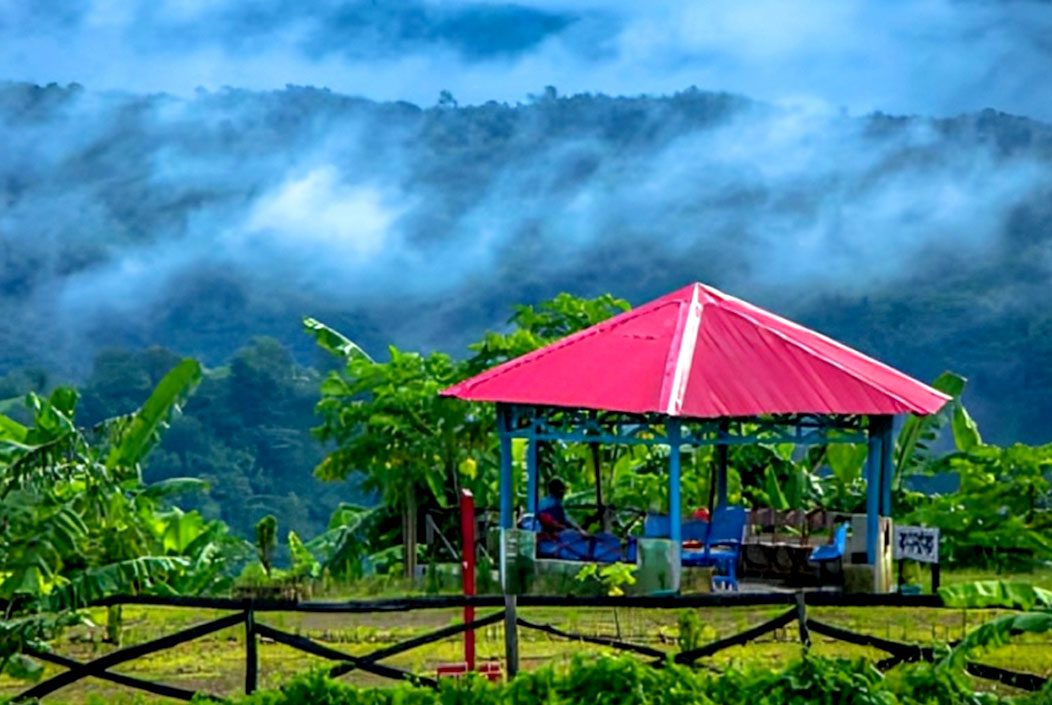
left=659, top=285, right=704, bottom=415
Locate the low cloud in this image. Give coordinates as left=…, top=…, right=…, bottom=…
left=244, top=168, right=399, bottom=260
left=2, top=82, right=1049, bottom=376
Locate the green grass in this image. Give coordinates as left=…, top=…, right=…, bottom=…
left=4, top=569, right=1051, bottom=704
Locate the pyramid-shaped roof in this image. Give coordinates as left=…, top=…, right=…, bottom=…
left=441, top=283, right=949, bottom=418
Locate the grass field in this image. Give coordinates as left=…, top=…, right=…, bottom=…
left=3, top=568, right=1050, bottom=704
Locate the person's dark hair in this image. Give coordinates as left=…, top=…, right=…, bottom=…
left=547, top=477, right=566, bottom=498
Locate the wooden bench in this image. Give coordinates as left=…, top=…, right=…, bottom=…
left=743, top=508, right=843, bottom=578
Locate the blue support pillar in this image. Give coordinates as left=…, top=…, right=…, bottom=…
left=865, top=418, right=881, bottom=566
left=668, top=419, right=682, bottom=591
left=498, top=405, right=514, bottom=530
left=526, top=435, right=539, bottom=519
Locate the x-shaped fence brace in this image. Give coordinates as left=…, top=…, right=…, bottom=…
left=13, top=609, right=509, bottom=702
left=17, top=611, right=245, bottom=702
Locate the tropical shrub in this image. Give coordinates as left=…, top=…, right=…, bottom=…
left=905, top=444, right=1052, bottom=569
left=163, top=653, right=1023, bottom=705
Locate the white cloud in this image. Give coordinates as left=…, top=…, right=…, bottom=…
left=244, top=167, right=396, bottom=260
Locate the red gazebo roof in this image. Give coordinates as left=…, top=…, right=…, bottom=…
left=441, top=283, right=949, bottom=418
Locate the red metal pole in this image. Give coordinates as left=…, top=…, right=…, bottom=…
left=459, top=489, right=477, bottom=671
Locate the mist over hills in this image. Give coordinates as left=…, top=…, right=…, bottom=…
left=2, top=80, right=1052, bottom=453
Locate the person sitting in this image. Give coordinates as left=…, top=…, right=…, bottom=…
left=536, top=477, right=587, bottom=536
left=535, top=477, right=595, bottom=561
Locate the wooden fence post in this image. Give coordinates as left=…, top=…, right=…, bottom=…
left=504, top=595, right=519, bottom=679
left=795, top=593, right=810, bottom=649
left=245, top=606, right=258, bottom=694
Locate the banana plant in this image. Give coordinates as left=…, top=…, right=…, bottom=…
left=306, top=503, right=380, bottom=580
left=803, top=371, right=980, bottom=513
left=0, top=358, right=235, bottom=680
left=906, top=442, right=1052, bottom=568
left=894, top=371, right=981, bottom=489
left=939, top=581, right=1052, bottom=678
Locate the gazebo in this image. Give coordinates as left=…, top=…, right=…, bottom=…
left=441, top=283, right=949, bottom=592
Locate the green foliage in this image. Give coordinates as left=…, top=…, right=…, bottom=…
left=305, top=504, right=380, bottom=580
left=78, top=340, right=342, bottom=543
left=309, top=336, right=469, bottom=496
left=302, top=318, right=374, bottom=362
left=307, top=325, right=481, bottom=576
left=939, top=581, right=1052, bottom=611
left=0, top=360, right=243, bottom=680
left=951, top=610, right=1052, bottom=667
left=676, top=610, right=708, bottom=653
left=822, top=442, right=868, bottom=511
left=905, top=442, right=1052, bottom=569
left=167, top=652, right=1021, bottom=705
left=105, top=359, right=202, bottom=470
left=574, top=562, right=637, bottom=596
left=288, top=531, right=320, bottom=580
left=936, top=580, right=1052, bottom=679
left=709, top=657, right=894, bottom=705
left=783, top=372, right=981, bottom=516
left=883, top=661, right=998, bottom=705
left=235, top=525, right=324, bottom=597
left=896, top=372, right=980, bottom=487
left=926, top=579, right=1052, bottom=700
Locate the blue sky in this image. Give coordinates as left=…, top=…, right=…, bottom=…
left=2, top=0, right=1052, bottom=120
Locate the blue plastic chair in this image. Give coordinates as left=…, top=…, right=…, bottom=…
left=644, top=514, right=710, bottom=541
left=681, top=519, right=709, bottom=542
left=591, top=532, right=623, bottom=563
left=554, top=530, right=591, bottom=560
left=809, top=522, right=849, bottom=586
left=643, top=514, right=670, bottom=538
left=624, top=537, right=638, bottom=563
left=679, top=519, right=710, bottom=568
left=695, top=506, right=747, bottom=591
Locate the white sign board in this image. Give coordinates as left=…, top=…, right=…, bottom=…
left=893, top=525, right=939, bottom=564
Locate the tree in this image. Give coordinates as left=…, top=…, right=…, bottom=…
left=110, top=339, right=337, bottom=540
left=304, top=293, right=629, bottom=577
left=437, top=90, right=458, bottom=109
left=306, top=320, right=480, bottom=578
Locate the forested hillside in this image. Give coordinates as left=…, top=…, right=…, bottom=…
left=2, top=82, right=1052, bottom=536
left=0, top=339, right=352, bottom=538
